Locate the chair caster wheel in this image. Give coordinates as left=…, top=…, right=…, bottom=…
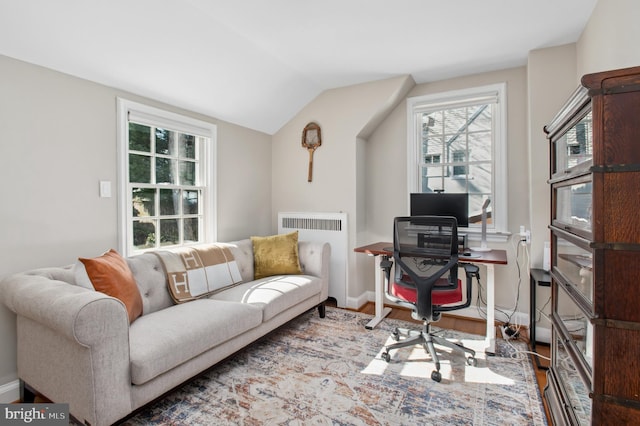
left=431, top=370, right=442, bottom=382
left=467, top=356, right=478, bottom=367
left=382, top=351, right=391, bottom=362
left=392, top=329, right=400, bottom=341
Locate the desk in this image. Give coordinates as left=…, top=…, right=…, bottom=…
left=354, top=242, right=507, bottom=354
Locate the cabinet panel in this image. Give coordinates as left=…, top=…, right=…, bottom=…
left=601, top=250, right=640, bottom=322
left=602, top=172, right=640, bottom=245
left=601, top=92, right=640, bottom=165
left=598, top=325, right=640, bottom=402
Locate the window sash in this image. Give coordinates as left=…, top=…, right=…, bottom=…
left=407, top=83, right=507, bottom=238
left=117, top=98, right=216, bottom=255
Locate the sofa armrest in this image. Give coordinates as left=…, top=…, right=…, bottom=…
left=298, top=241, right=331, bottom=301
left=1, top=271, right=129, bottom=344
left=0, top=271, right=133, bottom=425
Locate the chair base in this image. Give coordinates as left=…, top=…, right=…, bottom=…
left=381, top=322, right=477, bottom=382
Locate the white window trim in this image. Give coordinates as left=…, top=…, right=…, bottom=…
left=116, top=98, right=217, bottom=255
left=407, top=83, right=509, bottom=243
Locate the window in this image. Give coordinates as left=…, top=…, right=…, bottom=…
left=117, top=99, right=216, bottom=255
left=407, top=83, right=508, bottom=238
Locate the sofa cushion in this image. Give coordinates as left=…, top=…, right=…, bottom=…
left=126, top=253, right=174, bottom=316
left=129, top=299, right=262, bottom=385
left=210, top=274, right=321, bottom=321
left=79, top=249, right=143, bottom=323
left=251, top=231, right=302, bottom=279
left=226, top=239, right=254, bottom=282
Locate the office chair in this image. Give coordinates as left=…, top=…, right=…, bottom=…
left=380, top=216, right=480, bottom=382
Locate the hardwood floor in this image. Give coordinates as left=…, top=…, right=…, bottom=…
left=338, top=300, right=552, bottom=424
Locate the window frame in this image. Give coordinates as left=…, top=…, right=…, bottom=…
left=407, top=83, right=508, bottom=242
left=117, top=98, right=217, bottom=255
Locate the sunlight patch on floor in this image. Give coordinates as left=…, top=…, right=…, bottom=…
left=360, top=336, right=517, bottom=385
left=464, top=366, right=516, bottom=384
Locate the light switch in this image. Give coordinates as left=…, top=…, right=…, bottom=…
left=99, top=180, right=112, bottom=198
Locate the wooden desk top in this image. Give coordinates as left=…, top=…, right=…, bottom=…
left=354, top=241, right=508, bottom=265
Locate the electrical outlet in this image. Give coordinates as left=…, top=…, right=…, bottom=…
left=518, top=226, right=531, bottom=244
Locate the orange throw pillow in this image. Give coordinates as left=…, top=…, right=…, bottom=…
left=79, top=249, right=143, bottom=323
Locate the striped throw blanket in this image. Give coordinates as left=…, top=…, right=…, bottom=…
left=153, top=244, right=243, bottom=303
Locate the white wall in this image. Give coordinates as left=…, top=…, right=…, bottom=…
left=364, top=67, right=531, bottom=316
left=577, top=0, right=640, bottom=77
left=527, top=44, right=577, bottom=269
left=271, top=75, right=414, bottom=308
left=0, top=54, right=272, bottom=392
left=526, top=44, right=578, bottom=336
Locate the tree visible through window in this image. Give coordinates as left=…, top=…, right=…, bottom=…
left=117, top=99, right=216, bottom=254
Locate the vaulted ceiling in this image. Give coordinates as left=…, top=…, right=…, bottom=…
left=1, top=0, right=597, bottom=134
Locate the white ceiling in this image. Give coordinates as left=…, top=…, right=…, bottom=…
left=1, top=0, right=597, bottom=134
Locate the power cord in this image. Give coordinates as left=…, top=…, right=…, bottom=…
left=497, top=234, right=531, bottom=339
left=502, top=336, right=552, bottom=363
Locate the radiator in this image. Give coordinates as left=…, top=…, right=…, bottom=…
left=278, top=212, right=347, bottom=307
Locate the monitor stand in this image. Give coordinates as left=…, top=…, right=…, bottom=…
left=471, top=200, right=492, bottom=252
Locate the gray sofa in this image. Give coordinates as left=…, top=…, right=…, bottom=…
left=0, top=238, right=330, bottom=426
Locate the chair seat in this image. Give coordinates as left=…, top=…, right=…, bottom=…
left=390, top=277, right=463, bottom=305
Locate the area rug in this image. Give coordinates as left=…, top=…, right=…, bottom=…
left=123, top=308, right=547, bottom=425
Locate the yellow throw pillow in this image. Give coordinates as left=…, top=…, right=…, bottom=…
left=251, top=231, right=302, bottom=279
left=79, top=249, right=143, bottom=323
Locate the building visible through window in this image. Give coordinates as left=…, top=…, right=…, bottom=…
left=407, top=84, right=507, bottom=233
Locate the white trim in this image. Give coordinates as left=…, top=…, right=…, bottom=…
left=116, top=98, right=217, bottom=255
left=406, top=83, right=508, bottom=235
left=0, top=380, right=19, bottom=403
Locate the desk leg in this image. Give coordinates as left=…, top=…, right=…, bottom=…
left=484, top=263, right=496, bottom=354
left=365, top=255, right=392, bottom=329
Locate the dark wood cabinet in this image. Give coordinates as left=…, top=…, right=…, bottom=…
left=543, top=66, right=640, bottom=425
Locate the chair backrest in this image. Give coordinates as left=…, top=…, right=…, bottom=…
left=392, top=215, right=460, bottom=320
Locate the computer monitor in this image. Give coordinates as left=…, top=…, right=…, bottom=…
left=410, top=192, right=469, bottom=227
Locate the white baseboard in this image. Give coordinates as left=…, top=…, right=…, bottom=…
left=0, top=379, right=19, bottom=403
left=345, top=291, right=373, bottom=311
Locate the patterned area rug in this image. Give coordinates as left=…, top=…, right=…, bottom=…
left=124, top=308, right=547, bottom=425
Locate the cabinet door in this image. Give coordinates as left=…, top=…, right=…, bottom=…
left=552, top=175, right=592, bottom=240
left=552, top=332, right=592, bottom=425
left=551, top=109, right=593, bottom=178
left=551, top=228, right=593, bottom=310
left=554, top=284, right=594, bottom=373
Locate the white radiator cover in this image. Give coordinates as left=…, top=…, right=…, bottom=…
left=278, top=212, right=347, bottom=307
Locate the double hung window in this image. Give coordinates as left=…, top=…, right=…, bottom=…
left=407, top=83, right=507, bottom=236
left=117, top=99, right=216, bottom=254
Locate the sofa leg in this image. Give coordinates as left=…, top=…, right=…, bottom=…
left=20, top=380, right=36, bottom=403
left=318, top=302, right=326, bottom=318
